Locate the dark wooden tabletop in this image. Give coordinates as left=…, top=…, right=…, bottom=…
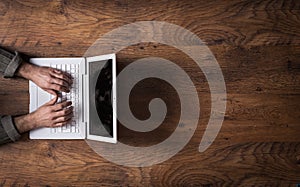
left=0, top=0, right=300, bottom=186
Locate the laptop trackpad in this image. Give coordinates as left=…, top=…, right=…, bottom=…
left=37, top=87, right=50, bottom=108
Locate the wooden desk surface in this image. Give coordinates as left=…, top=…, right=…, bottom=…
left=0, top=0, right=300, bottom=186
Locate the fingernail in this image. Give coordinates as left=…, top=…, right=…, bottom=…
left=54, top=69, right=61, bottom=74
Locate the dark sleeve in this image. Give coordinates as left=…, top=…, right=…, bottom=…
left=0, top=47, right=23, bottom=78
left=0, top=115, right=21, bottom=145
left=0, top=48, right=23, bottom=145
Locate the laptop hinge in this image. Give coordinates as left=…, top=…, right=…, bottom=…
left=81, top=74, right=85, bottom=123
left=85, top=122, right=87, bottom=139
left=81, top=58, right=88, bottom=124
left=84, top=57, right=87, bottom=75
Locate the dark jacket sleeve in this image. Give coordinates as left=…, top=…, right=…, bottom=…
left=0, top=116, right=21, bottom=145
left=0, top=47, right=23, bottom=78
left=0, top=47, right=23, bottom=144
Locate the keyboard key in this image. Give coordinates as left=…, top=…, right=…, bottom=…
left=49, top=63, right=80, bottom=134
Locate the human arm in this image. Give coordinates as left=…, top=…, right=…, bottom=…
left=0, top=47, right=73, bottom=95
left=14, top=95, right=73, bottom=132
left=0, top=96, right=73, bottom=145
left=16, top=62, right=73, bottom=95
left=0, top=47, right=23, bottom=77
left=0, top=116, right=21, bottom=145
left=0, top=47, right=73, bottom=145
left=0, top=48, right=23, bottom=145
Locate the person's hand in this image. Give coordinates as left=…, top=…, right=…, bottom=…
left=17, top=62, right=73, bottom=95
left=14, top=95, right=73, bottom=133
left=30, top=95, right=73, bottom=128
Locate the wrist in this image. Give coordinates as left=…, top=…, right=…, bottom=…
left=14, top=114, right=36, bottom=133
left=16, top=62, right=36, bottom=80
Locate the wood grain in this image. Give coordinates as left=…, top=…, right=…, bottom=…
left=0, top=0, right=300, bottom=186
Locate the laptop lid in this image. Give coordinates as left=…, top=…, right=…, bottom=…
left=86, top=54, right=117, bottom=143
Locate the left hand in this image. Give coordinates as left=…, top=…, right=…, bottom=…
left=17, top=62, right=73, bottom=95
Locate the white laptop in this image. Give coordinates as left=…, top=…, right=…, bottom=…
left=29, top=54, right=117, bottom=143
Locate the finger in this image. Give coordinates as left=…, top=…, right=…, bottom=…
left=49, top=83, right=70, bottom=93
left=53, top=106, right=73, bottom=118
left=52, top=100, right=72, bottom=111
left=53, top=112, right=73, bottom=124
left=45, top=89, right=57, bottom=96
left=50, top=69, right=73, bottom=85
left=54, top=68, right=73, bottom=80
left=52, top=118, right=72, bottom=127
left=50, top=76, right=70, bottom=90
left=46, top=95, right=58, bottom=105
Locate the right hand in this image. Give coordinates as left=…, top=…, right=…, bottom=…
left=29, top=95, right=73, bottom=128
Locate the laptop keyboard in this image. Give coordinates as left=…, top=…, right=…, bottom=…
left=50, top=63, right=80, bottom=133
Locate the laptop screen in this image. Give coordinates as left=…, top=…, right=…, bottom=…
left=88, top=59, right=113, bottom=138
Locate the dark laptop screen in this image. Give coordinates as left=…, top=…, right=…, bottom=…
left=89, top=59, right=113, bottom=137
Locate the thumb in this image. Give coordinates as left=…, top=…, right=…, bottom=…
left=46, top=89, right=57, bottom=96
left=47, top=94, right=58, bottom=105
